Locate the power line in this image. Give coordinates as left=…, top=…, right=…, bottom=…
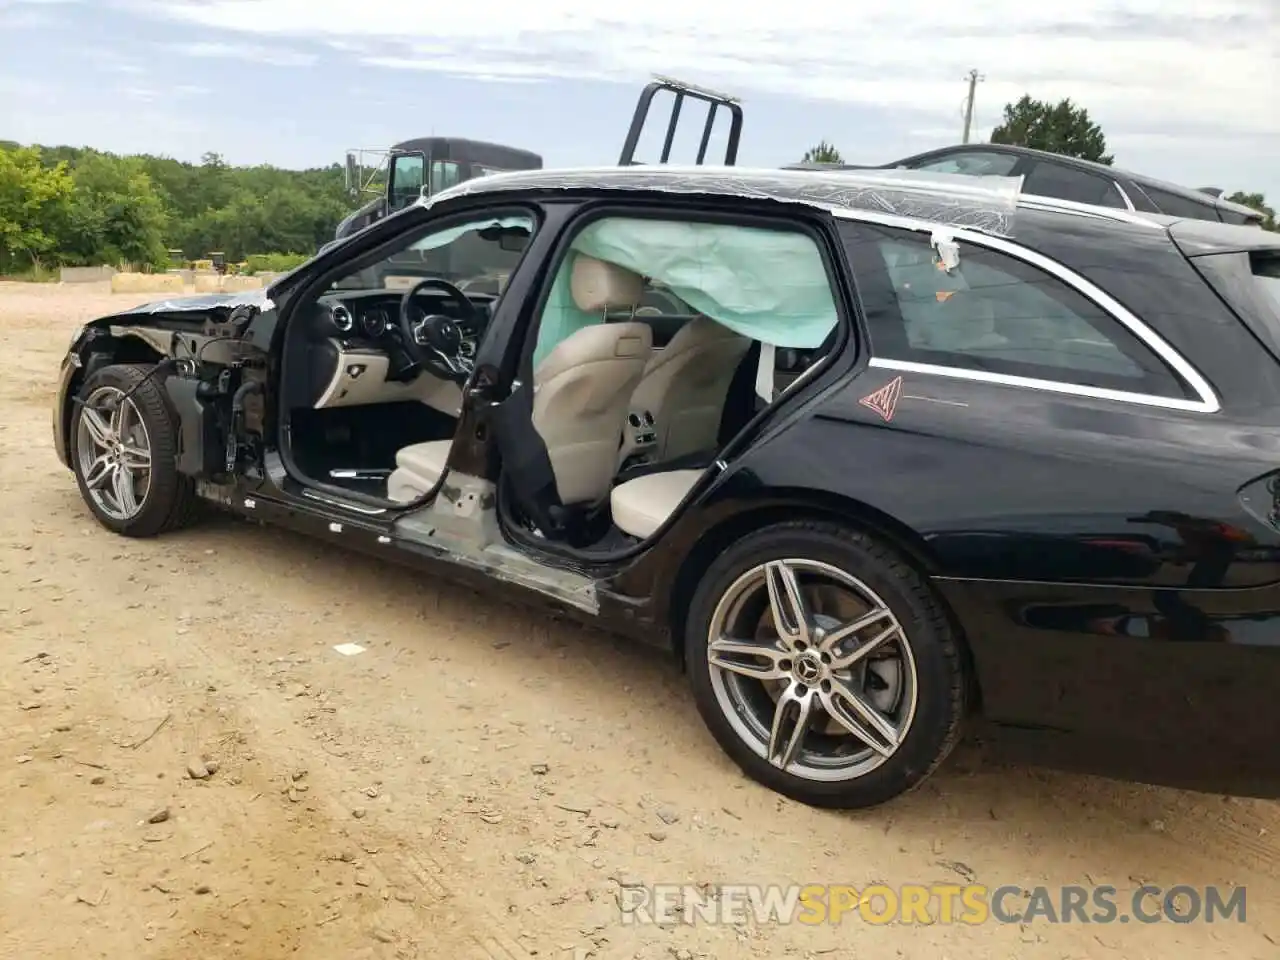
left=961, top=69, right=985, bottom=144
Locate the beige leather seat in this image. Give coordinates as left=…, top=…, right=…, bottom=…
left=628, top=316, right=752, bottom=461
left=386, top=255, right=651, bottom=507
left=610, top=469, right=703, bottom=540
left=532, top=255, right=652, bottom=505
left=386, top=439, right=450, bottom=502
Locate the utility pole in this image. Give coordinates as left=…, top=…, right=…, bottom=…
left=961, top=69, right=985, bottom=144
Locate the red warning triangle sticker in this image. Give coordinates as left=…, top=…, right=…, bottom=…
left=858, top=375, right=903, bottom=422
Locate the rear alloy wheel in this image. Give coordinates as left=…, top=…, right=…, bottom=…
left=70, top=364, right=199, bottom=537
left=684, top=521, right=966, bottom=808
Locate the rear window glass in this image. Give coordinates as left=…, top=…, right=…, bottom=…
left=1138, top=185, right=1220, bottom=221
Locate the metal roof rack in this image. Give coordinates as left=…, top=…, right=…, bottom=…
left=1015, top=194, right=1164, bottom=229
left=619, top=76, right=743, bottom=167
left=648, top=74, right=742, bottom=104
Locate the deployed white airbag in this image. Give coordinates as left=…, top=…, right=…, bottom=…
left=533, top=218, right=839, bottom=367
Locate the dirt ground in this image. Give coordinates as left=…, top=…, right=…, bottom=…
left=3, top=280, right=1280, bottom=960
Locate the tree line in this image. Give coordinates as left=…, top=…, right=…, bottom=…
left=800, top=95, right=1276, bottom=230
left=0, top=143, right=359, bottom=278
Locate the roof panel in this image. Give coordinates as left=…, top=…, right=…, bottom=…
left=422, top=165, right=1024, bottom=237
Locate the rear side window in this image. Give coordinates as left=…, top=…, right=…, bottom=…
left=908, top=151, right=1020, bottom=177
left=1137, top=185, right=1220, bottom=221
left=839, top=222, right=1192, bottom=399
left=1021, top=161, right=1127, bottom=208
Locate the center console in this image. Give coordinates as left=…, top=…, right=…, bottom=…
left=618, top=408, right=658, bottom=472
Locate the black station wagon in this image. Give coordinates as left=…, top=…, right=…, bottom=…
left=51, top=163, right=1280, bottom=808
left=786, top=142, right=1268, bottom=227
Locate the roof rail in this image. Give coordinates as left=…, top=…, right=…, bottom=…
left=1016, top=194, right=1164, bottom=229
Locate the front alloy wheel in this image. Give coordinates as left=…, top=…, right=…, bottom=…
left=75, top=385, right=153, bottom=521
left=69, top=363, right=200, bottom=538
left=685, top=522, right=966, bottom=808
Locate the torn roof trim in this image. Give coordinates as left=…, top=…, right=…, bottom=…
left=422, top=165, right=1024, bottom=237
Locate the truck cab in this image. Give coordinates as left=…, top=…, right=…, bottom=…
left=335, top=138, right=544, bottom=242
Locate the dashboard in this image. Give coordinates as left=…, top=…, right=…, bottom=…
left=311, top=288, right=495, bottom=348
left=302, top=287, right=497, bottom=414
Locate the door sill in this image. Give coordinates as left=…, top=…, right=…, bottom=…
left=301, top=488, right=390, bottom=516
left=393, top=471, right=600, bottom=616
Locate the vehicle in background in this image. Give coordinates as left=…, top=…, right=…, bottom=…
left=328, top=76, right=744, bottom=249
left=334, top=138, right=544, bottom=243
left=785, top=143, right=1267, bottom=227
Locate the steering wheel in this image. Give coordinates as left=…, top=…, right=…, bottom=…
left=398, top=278, right=481, bottom=383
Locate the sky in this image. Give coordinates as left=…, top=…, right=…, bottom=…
left=1, top=0, right=1277, bottom=200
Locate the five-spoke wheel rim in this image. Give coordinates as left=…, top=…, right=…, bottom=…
left=75, top=386, right=152, bottom=521
left=706, top=558, right=918, bottom=782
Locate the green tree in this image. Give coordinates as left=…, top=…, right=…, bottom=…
left=6, top=140, right=363, bottom=268
left=801, top=141, right=844, bottom=164
left=990, top=95, right=1114, bottom=165
left=1225, top=191, right=1276, bottom=231
left=56, top=153, right=169, bottom=268
left=0, top=146, right=73, bottom=271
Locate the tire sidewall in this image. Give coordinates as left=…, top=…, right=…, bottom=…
left=70, top=365, right=181, bottom=537
left=684, top=523, right=962, bottom=808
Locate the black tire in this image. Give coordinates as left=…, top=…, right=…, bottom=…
left=684, top=520, right=966, bottom=809
left=69, top=363, right=201, bottom=538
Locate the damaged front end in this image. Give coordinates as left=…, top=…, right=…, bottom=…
left=52, top=289, right=275, bottom=479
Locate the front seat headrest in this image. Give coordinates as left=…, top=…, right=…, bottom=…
left=569, top=254, right=645, bottom=314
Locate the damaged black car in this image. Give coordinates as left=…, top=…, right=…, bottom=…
left=51, top=157, right=1280, bottom=809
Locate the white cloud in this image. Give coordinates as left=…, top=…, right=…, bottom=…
left=0, top=0, right=76, bottom=28
left=86, top=49, right=147, bottom=76
left=13, top=0, right=1252, bottom=195
left=121, top=0, right=1279, bottom=138
left=360, top=57, right=548, bottom=84
left=168, top=40, right=317, bottom=68
left=119, top=86, right=159, bottom=103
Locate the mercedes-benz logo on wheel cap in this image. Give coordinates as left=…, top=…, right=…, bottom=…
left=794, top=654, right=822, bottom=683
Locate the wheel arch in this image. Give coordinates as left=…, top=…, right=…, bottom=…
left=60, top=334, right=168, bottom=464
left=664, top=491, right=983, bottom=712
